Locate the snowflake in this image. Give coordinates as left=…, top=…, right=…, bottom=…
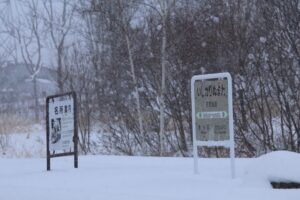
left=248, top=54, right=254, bottom=60
left=211, top=16, right=219, bottom=23
left=260, top=37, right=267, bottom=43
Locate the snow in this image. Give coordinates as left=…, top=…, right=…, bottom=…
left=1, top=126, right=300, bottom=199
left=24, top=78, right=54, bottom=84
left=244, top=151, right=300, bottom=186
left=36, top=78, right=55, bottom=84
left=260, top=36, right=267, bottom=43
left=1, top=125, right=45, bottom=158
left=248, top=53, right=255, bottom=60
left=0, top=152, right=300, bottom=200
left=1, top=88, right=14, bottom=92
left=211, top=16, right=220, bottom=23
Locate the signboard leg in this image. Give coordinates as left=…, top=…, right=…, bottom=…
left=74, top=93, right=78, bottom=169
left=230, top=143, right=235, bottom=178
left=193, top=146, right=198, bottom=174
left=228, top=75, right=235, bottom=179
left=46, top=102, right=51, bottom=171
left=74, top=136, right=78, bottom=168
left=47, top=155, right=50, bottom=171
left=74, top=153, right=78, bottom=168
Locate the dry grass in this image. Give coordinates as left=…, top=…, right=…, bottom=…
left=0, top=114, right=37, bottom=134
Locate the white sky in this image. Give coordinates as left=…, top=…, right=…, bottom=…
left=0, top=0, right=81, bottom=68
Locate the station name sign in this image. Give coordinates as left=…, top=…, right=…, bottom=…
left=191, top=73, right=235, bottom=178
left=194, top=79, right=229, bottom=141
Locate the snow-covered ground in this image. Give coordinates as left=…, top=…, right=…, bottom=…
left=1, top=125, right=300, bottom=199
left=0, top=151, right=300, bottom=200
left=1, top=124, right=45, bottom=158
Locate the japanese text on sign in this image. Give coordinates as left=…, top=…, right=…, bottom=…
left=194, top=79, right=229, bottom=141
left=48, top=97, right=74, bottom=151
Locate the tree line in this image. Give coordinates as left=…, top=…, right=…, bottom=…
left=0, top=0, right=299, bottom=157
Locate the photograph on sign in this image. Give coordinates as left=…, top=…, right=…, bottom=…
left=48, top=97, right=74, bottom=151
left=194, top=79, right=229, bottom=141
left=50, top=118, right=61, bottom=144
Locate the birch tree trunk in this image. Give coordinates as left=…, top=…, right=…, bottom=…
left=125, top=34, right=145, bottom=151
left=117, top=0, right=145, bottom=153
left=159, top=1, right=168, bottom=156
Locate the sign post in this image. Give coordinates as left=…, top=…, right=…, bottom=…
left=191, top=72, right=235, bottom=178
left=46, top=92, right=78, bottom=171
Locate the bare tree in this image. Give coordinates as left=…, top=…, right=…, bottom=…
left=82, top=0, right=147, bottom=153
left=117, top=0, right=146, bottom=152
left=43, top=0, right=76, bottom=93
left=10, top=0, right=44, bottom=123
left=145, top=0, right=175, bottom=155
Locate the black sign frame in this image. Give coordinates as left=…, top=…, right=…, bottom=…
left=46, top=91, right=78, bottom=171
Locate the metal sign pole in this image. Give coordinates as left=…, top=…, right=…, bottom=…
left=228, top=75, right=235, bottom=179
left=191, top=75, right=198, bottom=174
left=73, top=92, right=78, bottom=169
left=46, top=97, right=51, bottom=171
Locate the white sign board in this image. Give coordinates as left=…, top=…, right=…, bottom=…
left=48, top=97, right=74, bottom=151
left=191, top=72, right=235, bottom=178
left=195, top=79, right=229, bottom=141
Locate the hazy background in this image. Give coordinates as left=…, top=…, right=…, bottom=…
left=0, top=0, right=300, bottom=158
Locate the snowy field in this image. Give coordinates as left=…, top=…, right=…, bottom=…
left=1, top=125, right=46, bottom=158
left=0, top=151, right=300, bottom=200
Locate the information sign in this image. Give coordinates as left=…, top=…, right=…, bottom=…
left=195, top=79, right=229, bottom=141
left=46, top=92, right=78, bottom=171
left=191, top=73, right=235, bottom=178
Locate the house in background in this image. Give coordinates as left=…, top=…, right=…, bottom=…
left=0, top=63, right=57, bottom=119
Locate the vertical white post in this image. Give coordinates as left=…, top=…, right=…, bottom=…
left=193, top=146, right=198, bottom=174
left=230, top=143, right=235, bottom=178
left=191, top=77, right=198, bottom=174
left=227, top=74, right=235, bottom=179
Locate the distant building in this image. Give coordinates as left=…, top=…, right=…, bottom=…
left=0, top=63, right=57, bottom=117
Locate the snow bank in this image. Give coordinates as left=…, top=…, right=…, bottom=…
left=244, top=151, right=300, bottom=188
left=0, top=155, right=300, bottom=200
